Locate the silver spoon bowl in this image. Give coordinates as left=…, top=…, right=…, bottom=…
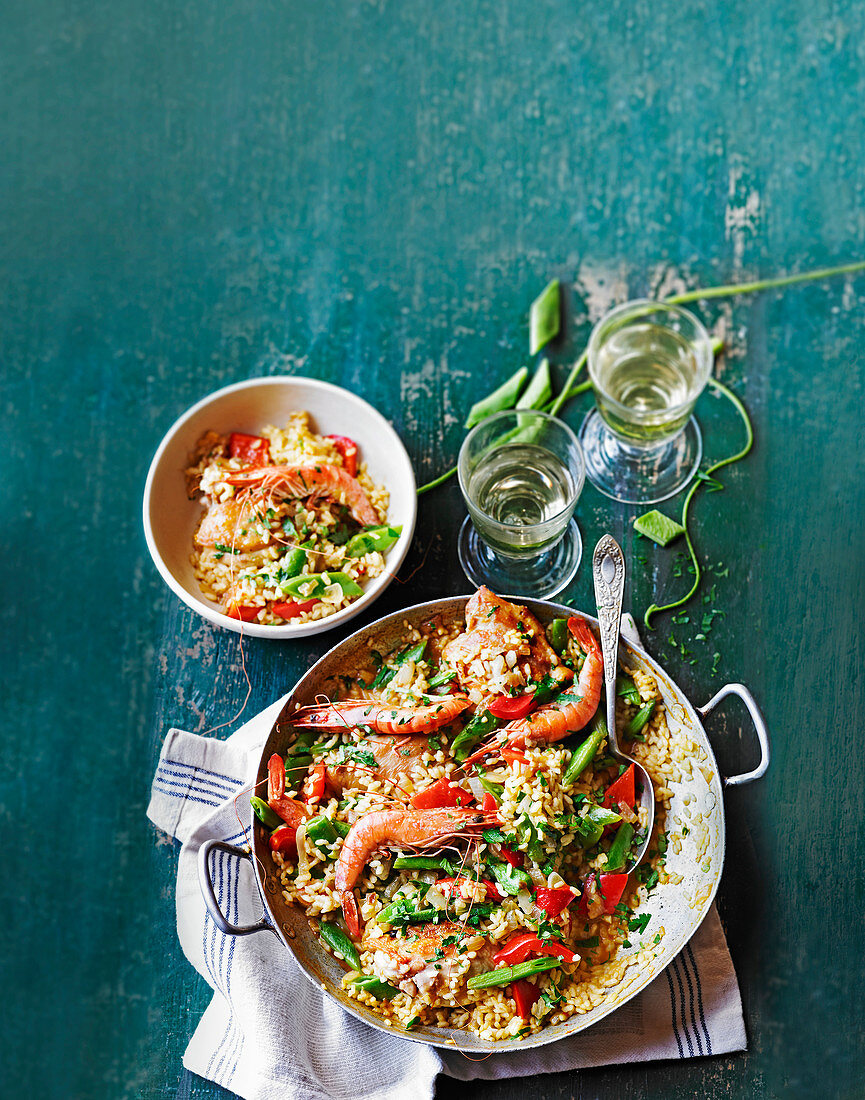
left=592, top=534, right=655, bottom=871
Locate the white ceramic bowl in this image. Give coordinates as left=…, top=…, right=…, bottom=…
left=143, top=377, right=417, bottom=638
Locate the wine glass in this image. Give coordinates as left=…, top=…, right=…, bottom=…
left=579, top=300, right=713, bottom=504
left=457, top=410, right=585, bottom=598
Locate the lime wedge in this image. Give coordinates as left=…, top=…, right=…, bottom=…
left=633, top=510, right=686, bottom=546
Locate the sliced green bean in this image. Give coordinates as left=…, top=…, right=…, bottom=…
left=370, top=640, right=428, bottom=691
left=516, top=358, right=552, bottom=409
left=623, top=700, right=656, bottom=737
left=451, top=710, right=500, bottom=762
left=278, top=571, right=365, bottom=599
left=467, top=956, right=559, bottom=990
left=250, top=796, right=282, bottom=829
left=345, top=525, right=402, bottom=558
left=347, top=974, right=400, bottom=1000
left=546, top=618, right=570, bottom=656
left=319, top=922, right=362, bottom=971
left=427, top=668, right=457, bottom=689
left=465, top=367, right=528, bottom=429
left=562, top=718, right=608, bottom=787
left=616, top=675, right=642, bottom=707
left=393, top=855, right=455, bottom=873
left=529, top=279, right=561, bottom=355
left=306, top=815, right=339, bottom=853
left=487, top=858, right=533, bottom=896
left=605, top=822, right=635, bottom=872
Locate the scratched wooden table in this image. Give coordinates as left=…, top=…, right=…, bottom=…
left=4, top=2, right=865, bottom=1097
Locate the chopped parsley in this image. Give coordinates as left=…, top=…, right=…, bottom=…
left=628, top=913, right=651, bottom=934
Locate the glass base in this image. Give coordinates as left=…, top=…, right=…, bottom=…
left=579, top=410, right=703, bottom=504
left=457, top=517, right=583, bottom=598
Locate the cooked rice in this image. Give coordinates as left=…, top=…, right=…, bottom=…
left=186, top=412, right=393, bottom=624
left=268, top=595, right=702, bottom=1042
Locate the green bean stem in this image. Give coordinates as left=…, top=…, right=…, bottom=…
left=643, top=378, right=754, bottom=629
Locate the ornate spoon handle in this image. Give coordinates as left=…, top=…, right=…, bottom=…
left=592, top=534, right=626, bottom=755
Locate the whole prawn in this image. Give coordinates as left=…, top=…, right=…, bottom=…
left=291, top=694, right=471, bottom=736
left=504, top=617, right=603, bottom=747
left=335, top=807, right=487, bottom=937
left=225, top=463, right=379, bottom=526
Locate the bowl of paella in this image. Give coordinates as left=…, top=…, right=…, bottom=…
left=200, top=587, right=768, bottom=1049
left=143, top=377, right=417, bottom=637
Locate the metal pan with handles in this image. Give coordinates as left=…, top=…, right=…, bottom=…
left=199, top=596, right=768, bottom=1052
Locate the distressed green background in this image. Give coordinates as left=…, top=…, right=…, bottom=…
left=3, top=1, right=864, bottom=1097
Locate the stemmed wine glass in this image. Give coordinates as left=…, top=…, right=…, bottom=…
left=457, top=410, right=585, bottom=598
left=579, top=300, right=713, bottom=504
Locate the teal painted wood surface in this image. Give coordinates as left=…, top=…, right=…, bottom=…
left=3, top=1, right=864, bottom=1097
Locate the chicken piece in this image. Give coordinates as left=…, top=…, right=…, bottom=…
left=362, top=921, right=494, bottom=1004
left=443, top=586, right=571, bottom=696
left=194, top=498, right=272, bottom=553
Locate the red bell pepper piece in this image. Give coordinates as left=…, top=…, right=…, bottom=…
left=501, top=745, right=529, bottom=767
left=438, top=876, right=503, bottom=903
left=303, top=761, right=327, bottom=801
left=411, top=777, right=473, bottom=809
left=602, top=763, right=636, bottom=811
left=325, top=434, right=358, bottom=477
left=228, top=432, right=271, bottom=465
left=534, top=886, right=576, bottom=921
left=487, top=693, right=536, bottom=721
left=271, top=597, right=319, bottom=620
left=511, top=978, right=541, bottom=1020
left=482, top=791, right=499, bottom=813
left=577, top=873, right=629, bottom=918
left=499, top=846, right=523, bottom=868
left=267, top=753, right=286, bottom=801
left=492, top=931, right=577, bottom=967
left=269, top=824, right=297, bottom=856
left=225, top=603, right=259, bottom=622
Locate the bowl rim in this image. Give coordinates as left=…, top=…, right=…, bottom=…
left=142, top=375, right=418, bottom=638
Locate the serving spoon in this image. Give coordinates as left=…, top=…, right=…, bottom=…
left=592, top=533, right=655, bottom=871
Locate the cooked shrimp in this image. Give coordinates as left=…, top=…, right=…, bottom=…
left=335, top=807, right=486, bottom=936
left=291, top=694, right=471, bottom=736
left=224, top=463, right=379, bottom=526
left=363, top=921, right=494, bottom=1002
left=442, top=587, right=570, bottom=694
left=504, top=617, right=603, bottom=747
left=327, top=734, right=430, bottom=792
left=194, top=498, right=272, bottom=552
left=266, top=753, right=314, bottom=827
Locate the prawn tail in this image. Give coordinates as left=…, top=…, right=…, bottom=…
left=569, top=617, right=601, bottom=658
left=341, top=890, right=362, bottom=939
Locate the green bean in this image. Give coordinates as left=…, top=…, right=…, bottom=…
left=281, top=542, right=313, bottom=579
left=465, top=367, right=528, bottom=429
left=347, top=974, right=401, bottom=1000
left=623, top=700, right=656, bottom=738
left=393, top=855, right=455, bottom=872
left=573, top=804, right=621, bottom=849
left=605, top=822, right=635, bottom=872
left=467, top=956, right=559, bottom=990
left=487, top=858, right=533, bottom=896
left=546, top=618, right=570, bottom=656
left=451, top=710, right=500, bottom=762
left=306, top=815, right=339, bottom=852
left=279, top=571, right=364, bottom=599
left=529, top=279, right=561, bottom=354
left=477, top=774, right=504, bottom=801
left=318, top=922, right=361, bottom=971
left=345, top=524, right=402, bottom=558
left=562, top=718, right=608, bottom=787
left=370, top=640, right=428, bottom=691
left=616, top=675, right=642, bottom=707
left=516, top=357, right=552, bottom=410
left=427, top=668, right=457, bottom=689
left=250, top=796, right=282, bottom=829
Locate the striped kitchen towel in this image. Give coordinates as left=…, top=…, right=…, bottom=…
left=147, top=620, right=746, bottom=1100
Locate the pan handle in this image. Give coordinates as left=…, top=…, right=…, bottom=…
left=198, top=839, right=275, bottom=937
left=697, top=682, right=770, bottom=786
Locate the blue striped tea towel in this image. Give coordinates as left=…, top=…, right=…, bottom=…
left=148, top=619, right=746, bottom=1100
